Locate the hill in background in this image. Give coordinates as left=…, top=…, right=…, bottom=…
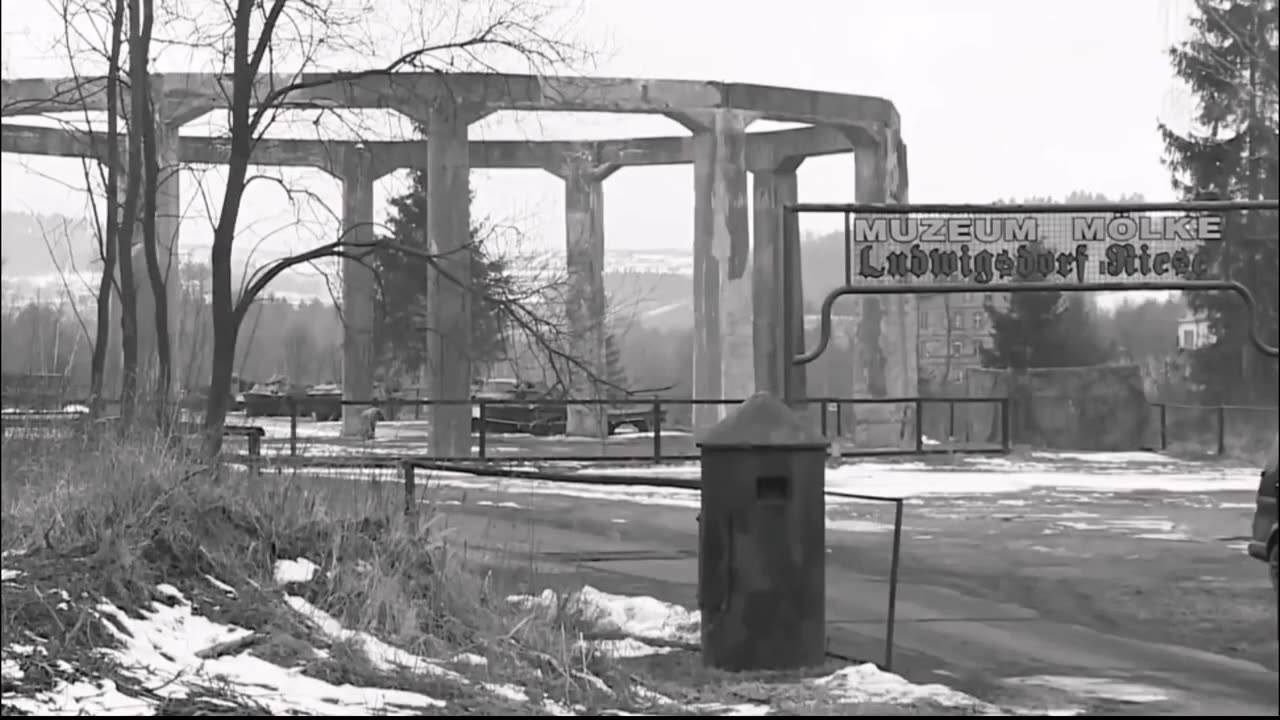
left=0, top=210, right=861, bottom=331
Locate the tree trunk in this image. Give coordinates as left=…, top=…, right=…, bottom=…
left=135, top=0, right=170, bottom=421
left=89, top=241, right=116, bottom=416
left=203, top=239, right=237, bottom=457
left=88, top=0, right=129, bottom=418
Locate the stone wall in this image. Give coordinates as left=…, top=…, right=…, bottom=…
left=962, top=365, right=1151, bottom=451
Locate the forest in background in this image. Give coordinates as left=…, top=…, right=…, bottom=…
left=0, top=252, right=1201, bottom=408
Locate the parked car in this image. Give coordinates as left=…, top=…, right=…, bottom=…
left=469, top=378, right=664, bottom=436
left=1246, top=433, right=1278, bottom=601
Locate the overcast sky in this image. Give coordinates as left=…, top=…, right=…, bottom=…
left=1, top=0, right=1200, bottom=269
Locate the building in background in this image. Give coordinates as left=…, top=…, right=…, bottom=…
left=1176, top=312, right=1214, bottom=351
left=917, top=292, right=1007, bottom=391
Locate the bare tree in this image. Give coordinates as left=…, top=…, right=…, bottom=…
left=176, top=0, right=591, bottom=455
left=132, top=0, right=174, bottom=414
left=14, top=0, right=604, bottom=451
left=32, top=0, right=155, bottom=421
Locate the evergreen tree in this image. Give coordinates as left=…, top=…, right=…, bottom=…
left=1160, top=0, right=1279, bottom=403
left=981, top=291, right=1113, bottom=370
left=982, top=197, right=1117, bottom=370
left=982, top=292, right=1058, bottom=369
left=370, top=173, right=510, bottom=379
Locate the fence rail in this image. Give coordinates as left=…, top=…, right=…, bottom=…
left=1149, top=401, right=1278, bottom=457
left=2, top=394, right=1012, bottom=462
left=237, top=395, right=1011, bottom=463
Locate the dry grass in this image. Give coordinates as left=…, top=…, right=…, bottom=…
left=0, top=420, right=652, bottom=715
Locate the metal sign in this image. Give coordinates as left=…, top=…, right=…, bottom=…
left=780, top=200, right=1280, bottom=402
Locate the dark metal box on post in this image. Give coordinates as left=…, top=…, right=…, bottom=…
left=695, top=391, right=829, bottom=672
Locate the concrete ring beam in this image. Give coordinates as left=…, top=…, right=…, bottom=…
left=0, top=123, right=857, bottom=176
left=0, top=72, right=912, bottom=457
left=1, top=73, right=899, bottom=129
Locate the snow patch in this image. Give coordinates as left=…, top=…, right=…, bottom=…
left=827, top=518, right=895, bottom=533
left=273, top=557, right=321, bottom=584
left=204, top=574, right=237, bottom=596
left=2, top=588, right=446, bottom=716
left=1006, top=675, right=1172, bottom=704
left=475, top=500, right=524, bottom=509
left=284, top=595, right=462, bottom=679
left=816, top=663, right=989, bottom=708
left=509, top=586, right=700, bottom=650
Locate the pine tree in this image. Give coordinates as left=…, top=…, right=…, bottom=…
left=980, top=291, right=1064, bottom=369
left=1160, top=0, right=1279, bottom=402
left=981, top=197, right=1116, bottom=370
left=370, top=171, right=510, bottom=378
left=981, top=291, right=1113, bottom=370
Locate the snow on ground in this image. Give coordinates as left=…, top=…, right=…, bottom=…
left=421, top=451, right=1260, bottom=508
left=1, top=582, right=451, bottom=715
left=237, top=450, right=1261, bottom=518
left=1, top=558, right=1039, bottom=716
left=508, top=585, right=1081, bottom=716
left=1005, top=676, right=1172, bottom=704
left=273, top=557, right=322, bottom=584
left=510, top=585, right=701, bottom=648
left=584, top=452, right=1262, bottom=497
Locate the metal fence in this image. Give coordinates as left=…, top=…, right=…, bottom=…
left=1149, top=402, right=1278, bottom=457
left=226, top=395, right=1010, bottom=463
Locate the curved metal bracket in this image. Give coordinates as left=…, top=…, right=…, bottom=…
left=795, top=279, right=1279, bottom=365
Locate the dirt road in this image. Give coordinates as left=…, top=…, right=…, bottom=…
left=429, top=484, right=1279, bottom=716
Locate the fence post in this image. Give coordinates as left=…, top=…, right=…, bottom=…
left=819, top=400, right=829, bottom=437
left=1216, top=405, right=1226, bottom=456
left=402, top=461, right=417, bottom=520
left=1000, top=398, right=1011, bottom=452
left=477, top=401, right=488, bottom=460
left=913, top=398, right=924, bottom=453
left=1158, top=403, right=1167, bottom=450
left=248, top=430, right=262, bottom=477
left=947, top=400, right=956, bottom=440
left=835, top=401, right=844, bottom=437
left=288, top=397, right=298, bottom=457
left=652, top=399, right=663, bottom=462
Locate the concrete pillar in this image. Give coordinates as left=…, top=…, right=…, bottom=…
left=546, top=149, right=617, bottom=437
left=425, top=102, right=476, bottom=458
left=126, top=120, right=182, bottom=397
left=849, top=130, right=917, bottom=447
left=339, top=151, right=377, bottom=436
left=750, top=162, right=806, bottom=400
left=153, top=116, right=182, bottom=390
left=689, top=110, right=752, bottom=430
left=98, top=75, right=200, bottom=403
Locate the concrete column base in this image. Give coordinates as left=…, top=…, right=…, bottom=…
left=341, top=405, right=373, bottom=438
left=566, top=405, right=607, bottom=438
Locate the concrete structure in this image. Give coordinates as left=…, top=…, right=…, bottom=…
left=1, top=73, right=912, bottom=454
left=697, top=392, right=829, bottom=671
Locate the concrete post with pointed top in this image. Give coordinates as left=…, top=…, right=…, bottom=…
left=696, top=391, right=829, bottom=671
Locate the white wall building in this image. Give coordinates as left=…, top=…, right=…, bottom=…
left=1176, top=313, right=1214, bottom=351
